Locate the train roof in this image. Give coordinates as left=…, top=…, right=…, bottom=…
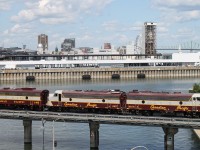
left=192, top=93, right=200, bottom=97
left=127, top=90, right=193, bottom=97
left=0, top=87, right=45, bottom=93
left=60, top=89, right=122, bottom=94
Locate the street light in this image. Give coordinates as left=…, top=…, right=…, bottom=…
left=41, top=118, right=46, bottom=150
left=41, top=119, right=58, bottom=150
left=53, top=120, right=55, bottom=150
left=52, top=120, right=58, bottom=150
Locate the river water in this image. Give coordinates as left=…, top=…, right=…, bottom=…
left=0, top=78, right=200, bottom=150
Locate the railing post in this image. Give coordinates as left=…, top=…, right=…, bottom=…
left=162, top=127, right=178, bottom=150
left=89, top=121, right=100, bottom=150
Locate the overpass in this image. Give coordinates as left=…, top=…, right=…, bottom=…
left=0, top=110, right=200, bottom=150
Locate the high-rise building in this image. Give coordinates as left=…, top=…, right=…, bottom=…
left=61, top=38, right=75, bottom=52
left=104, top=43, right=111, bottom=49
left=38, top=34, right=48, bottom=54
left=142, top=22, right=157, bottom=55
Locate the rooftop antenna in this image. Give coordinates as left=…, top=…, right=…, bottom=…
left=178, top=44, right=182, bottom=53
left=190, top=41, right=193, bottom=53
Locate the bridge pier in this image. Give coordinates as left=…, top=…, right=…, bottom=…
left=23, top=120, right=32, bottom=144
left=24, top=143, right=32, bottom=150
left=89, top=121, right=100, bottom=150
left=162, top=127, right=178, bottom=150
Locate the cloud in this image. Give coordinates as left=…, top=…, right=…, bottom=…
left=176, top=27, right=194, bottom=37
left=102, top=20, right=118, bottom=31
left=153, top=0, right=200, bottom=10
left=128, top=22, right=143, bottom=32
left=3, top=24, right=32, bottom=35
left=157, top=22, right=170, bottom=33
left=77, top=34, right=93, bottom=41
left=12, top=10, right=36, bottom=22
left=152, top=0, right=200, bottom=22
left=101, top=33, right=129, bottom=45
left=0, top=0, right=16, bottom=10
left=11, top=0, right=113, bottom=24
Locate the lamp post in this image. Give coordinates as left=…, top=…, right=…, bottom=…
left=42, top=118, right=46, bottom=150
left=53, top=120, right=55, bottom=150
left=52, top=120, right=58, bottom=150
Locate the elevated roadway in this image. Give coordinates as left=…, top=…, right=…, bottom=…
left=0, top=110, right=199, bottom=129
left=0, top=109, right=199, bottom=150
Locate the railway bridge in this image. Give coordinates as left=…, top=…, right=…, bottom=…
left=0, top=110, right=200, bottom=150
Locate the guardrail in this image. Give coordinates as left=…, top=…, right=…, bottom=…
left=0, top=110, right=200, bottom=129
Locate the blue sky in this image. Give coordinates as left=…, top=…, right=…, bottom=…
left=1, top=0, right=200, bottom=51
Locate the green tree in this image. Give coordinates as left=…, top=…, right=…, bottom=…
left=55, top=46, right=58, bottom=52
left=192, top=83, right=200, bottom=93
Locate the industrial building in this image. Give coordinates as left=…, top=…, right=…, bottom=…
left=142, top=22, right=157, bottom=56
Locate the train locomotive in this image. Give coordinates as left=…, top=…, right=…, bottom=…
left=47, top=89, right=127, bottom=114
left=0, top=88, right=49, bottom=110
left=0, top=87, right=200, bottom=117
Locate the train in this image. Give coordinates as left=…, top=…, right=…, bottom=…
left=0, top=87, right=199, bottom=117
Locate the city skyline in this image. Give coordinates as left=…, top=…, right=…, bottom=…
left=0, top=0, right=200, bottom=51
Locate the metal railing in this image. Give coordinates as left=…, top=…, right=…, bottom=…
left=0, top=110, right=200, bottom=129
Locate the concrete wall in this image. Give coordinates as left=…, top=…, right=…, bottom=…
left=0, top=66, right=200, bottom=80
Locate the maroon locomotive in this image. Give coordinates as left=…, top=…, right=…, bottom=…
left=0, top=88, right=49, bottom=110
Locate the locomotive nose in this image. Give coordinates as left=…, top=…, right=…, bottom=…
left=119, top=92, right=127, bottom=101
left=119, top=92, right=127, bottom=109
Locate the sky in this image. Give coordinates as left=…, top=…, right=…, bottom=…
left=1, top=0, right=200, bottom=51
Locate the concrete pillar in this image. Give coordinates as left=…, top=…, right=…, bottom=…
left=89, top=121, right=100, bottom=150
left=23, top=120, right=32, bottom=144
left=162, top=127, right=178, bottom=150
left=24, top=143, right=32, bottom=150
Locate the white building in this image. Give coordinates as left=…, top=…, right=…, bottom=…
left=37, top=44, right=44, bottom=55
left=126, top=42, right=135, bottom=54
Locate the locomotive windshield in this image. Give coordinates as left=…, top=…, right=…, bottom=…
left=193, top=97, right=200, bottom=101
left=192, top=94, right=200, bottom=101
